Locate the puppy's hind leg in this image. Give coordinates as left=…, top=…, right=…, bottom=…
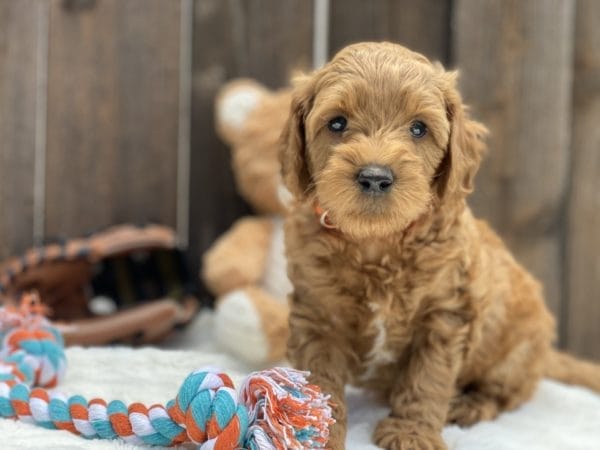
left=447, top=338, right=548, bottom=427
left=447, top=386, right=502, bottom=426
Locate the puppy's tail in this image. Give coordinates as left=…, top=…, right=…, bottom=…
left=544, top=349, right=600, bottom=392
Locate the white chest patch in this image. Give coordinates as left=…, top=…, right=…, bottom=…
left=359, top=302, right=397, bottom=381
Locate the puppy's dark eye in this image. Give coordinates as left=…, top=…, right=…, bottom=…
left=328, top=116, right=347, bottom=132
left=409, top=121, right=427, bottom=138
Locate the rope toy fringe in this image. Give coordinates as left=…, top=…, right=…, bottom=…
left=0, top=293, right=334, bottom=449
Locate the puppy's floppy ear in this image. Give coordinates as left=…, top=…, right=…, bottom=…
left=434, top=71, right=488, bottom=199
left=279, top=74, right=315, bottom=200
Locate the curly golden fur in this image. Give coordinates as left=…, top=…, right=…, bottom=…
left=280, top=42, right=600, bottom=450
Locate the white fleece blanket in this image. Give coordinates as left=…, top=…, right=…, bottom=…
left=1, top=312, right=599, bottom=450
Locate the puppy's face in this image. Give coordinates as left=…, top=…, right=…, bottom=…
left=281, top=42, right=486, bottom=240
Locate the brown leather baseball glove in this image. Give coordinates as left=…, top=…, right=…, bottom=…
left=0, top=224, right=200, bottom=346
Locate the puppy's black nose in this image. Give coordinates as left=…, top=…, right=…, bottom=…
left=356, top=165, right=394, bottom=194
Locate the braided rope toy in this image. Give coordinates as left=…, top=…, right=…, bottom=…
left=0, top=293, right=333, bottom=449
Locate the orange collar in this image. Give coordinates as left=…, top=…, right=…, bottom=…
left=313, top=201, right=337, bottom=230
left=313, top=200, right=421, bottom=237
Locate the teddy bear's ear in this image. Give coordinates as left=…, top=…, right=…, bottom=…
left=214, top=79, right=268, bottom=145
left=279, top=74, right=315, bottom=200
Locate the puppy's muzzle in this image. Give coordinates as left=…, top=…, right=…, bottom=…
left=356, top=165, right=394, bottom=195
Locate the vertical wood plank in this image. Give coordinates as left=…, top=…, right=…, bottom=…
left=0, top=0, right=39, bottom=258
left=328, top=0, right=451, bottom=63
left=565, top=0, right=600, bottom=358
left=177, top=0, right=194, bottom=248
left=189, top=0, right=313, bottom=275
left=453, top=0, right=575, bottom=321
left=44, top=0, right=181, bottom=238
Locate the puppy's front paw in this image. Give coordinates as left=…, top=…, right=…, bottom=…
left=373, top=418, right=446, bottom=450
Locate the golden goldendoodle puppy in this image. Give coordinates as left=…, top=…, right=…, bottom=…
left=280, top=42, right=600, bottom=450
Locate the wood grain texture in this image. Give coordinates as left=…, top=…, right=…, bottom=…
left=0, top=0, right=39, bottom=258
left=329, top=0, right=451, bottom=63
left=565, top=0, right=600, bottom=359
left=453, top=0, right=575, bottom=319
left=189, top=0, right=313, bottom=276
left=44, top=0, right=180, bottom=238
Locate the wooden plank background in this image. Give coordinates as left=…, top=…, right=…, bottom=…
left=0, top=0, right=39, bottom=258
left=328, top=0, right=451, bottom=64
left=189, top=0, right=313, bottom=267
left=44, top=0, right=181, bottom=238
left=0, top=0, right=598, bottom=358
left=565, top=0, right=600, bottom=357
left=454, top=0, right=575, bottom=322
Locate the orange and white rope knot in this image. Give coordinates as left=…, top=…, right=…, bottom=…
left=0, top=294, right=334, bottom=449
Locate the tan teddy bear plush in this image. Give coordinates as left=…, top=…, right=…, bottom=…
left=202, top=79, right=293, bottom=365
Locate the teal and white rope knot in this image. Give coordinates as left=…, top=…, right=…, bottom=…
left=0, top=300, right=334, bottom=449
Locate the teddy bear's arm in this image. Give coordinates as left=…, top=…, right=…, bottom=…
left=202, top=216, right=274, bottom=296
